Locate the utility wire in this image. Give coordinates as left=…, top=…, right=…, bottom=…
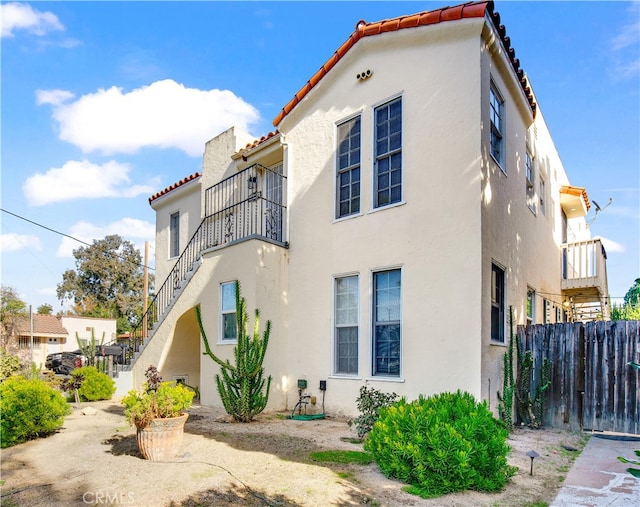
left=1, top=207, right=154, bottom=271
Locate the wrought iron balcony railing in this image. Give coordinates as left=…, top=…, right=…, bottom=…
left=121, top=163, right=286, bottom=366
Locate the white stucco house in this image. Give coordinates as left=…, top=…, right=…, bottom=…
left=129, top=0, right=609, bottom=416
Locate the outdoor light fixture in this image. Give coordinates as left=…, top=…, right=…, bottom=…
left=526, top=449, right=540, bottom=475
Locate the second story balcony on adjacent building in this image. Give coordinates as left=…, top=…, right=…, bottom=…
left=203, top=162, right=287, bottom=248
left=562, top=238, right=609, bottom=320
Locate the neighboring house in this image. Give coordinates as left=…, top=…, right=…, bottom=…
left=131, top=0, right=609, bottom=416
left=11, top=315, right=117, bottom=368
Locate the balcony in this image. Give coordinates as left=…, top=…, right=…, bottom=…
left=562, top=239, right=609, bottom=320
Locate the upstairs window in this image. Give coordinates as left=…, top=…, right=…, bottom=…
left=336, top=117, right=361, bottom=218
left=169, top=211, right=180, bottom=258
left=220, top=282, right=237, bottom=341
left=490, top=83, right=505, bottom=170
left=526, top=152, right=536, bottom=213
left=539, top=177, right=546, bottom=216
left=374, top=97, right=402, bottom=208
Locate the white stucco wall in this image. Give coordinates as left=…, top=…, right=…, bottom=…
left=278, top=19, right=486, bottom=414
left=60, top=316, right=117, bottom=351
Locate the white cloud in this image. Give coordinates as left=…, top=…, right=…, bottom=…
left=0, top=233, right=42, bottom=253
left=610, top=4, right=640, bottom=80
left=36, top=89, right=75, bottom=106
left=597, top=236, right=625, bottom=254
left=23, top=159, right=157, bottom=206
left=1, top=2, right=64, bottom=38
left=39, top=79, right=260, bottom=157
left=57, top=219, right=155, bottom=258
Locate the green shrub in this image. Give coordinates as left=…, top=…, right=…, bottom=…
left=350, top=383, right=398, bottom=438
left=1, top=376, right=70, bottom=447
left=364, top=390, right=516, bottom=498
left=71, top=366, right=115, bottom=401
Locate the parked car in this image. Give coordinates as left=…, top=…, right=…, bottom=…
left=45, top=351, right=84, bottom=375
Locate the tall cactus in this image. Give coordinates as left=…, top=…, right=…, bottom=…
left=195, top=281, right=272, bottom=422
left=498, top=306, right=516, bottom=427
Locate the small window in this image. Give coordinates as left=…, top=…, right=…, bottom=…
left=526, top=152, right=536, bottom=213
left=539, top=177, right=546, bottom=216
left=334, top=275, right=359, bottom=375
left=336, top=117, right=361, bottom=218
left=491, top=264, right=505, bottom=343
left=220, top=282, right=237, bottom=341
left=527, top=288, right=535, bottom=325
left=373, top=269, right=401, bottom=376
left=374, top=97, right=402, bottom=208
left=169, top=211, right=180, bottom=258
left=490, top=83, right=505, bottom=170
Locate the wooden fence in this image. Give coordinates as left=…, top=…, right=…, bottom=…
left=518, top=320, right=640, bottom=435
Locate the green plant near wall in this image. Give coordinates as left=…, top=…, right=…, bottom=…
left=195, top=281, right=272, bottom=422
left=498, top=306, right=551, bottom=428
left=76, top=328, right=105, bottom=367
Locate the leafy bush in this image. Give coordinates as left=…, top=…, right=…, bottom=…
left=0, top=352, right=22, bottom=381
left=350, top=383, right=398, bottom=438
left=364, top=390, right=516, bottom=498
left=1, top=376, right=70, bottom=447
left=71, top=366, right=115, bottom=401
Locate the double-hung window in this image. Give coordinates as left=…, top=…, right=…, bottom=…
left=491, top=264, right=505, bottom=343
left=372, top=269, right=401, bottom=376
left=526, top=152, right=536, bottom=213
left=169, top=211, right=180, bottom=258
left=374, top=98, right=402, bottom=208
left=334, top=275, right=359, bottom=374
left=336, top=117, right=361, bottom=218
left=220, top=282, right=237, bottom=341
left=490, top=84, right=505, bottom=169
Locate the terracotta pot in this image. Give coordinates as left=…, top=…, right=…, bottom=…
left=136, top=413, right=188, bottom=461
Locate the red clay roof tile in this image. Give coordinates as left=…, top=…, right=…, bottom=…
left=273, top=0, right=536, bottom=127
left=15, top=315, right=68, bottom=337
left=149, top=172, right=201, bottom=204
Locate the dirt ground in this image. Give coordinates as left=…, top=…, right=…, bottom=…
left=1, top=399, right=588, bottom=507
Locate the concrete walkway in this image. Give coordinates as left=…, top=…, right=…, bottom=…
left=552, top=434, right=640, bottom=506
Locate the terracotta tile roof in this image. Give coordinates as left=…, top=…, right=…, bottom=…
left=149, top=172, right=201, bottom=204
left=273, top=0, right=536, bottom=127
left=239, top=130, right=279, bottom=153
left=560, top=185, right=591, bottom=211
left=15, top=314, right=68, bottom=337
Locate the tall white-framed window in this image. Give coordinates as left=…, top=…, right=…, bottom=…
left=539, top=177, right=546, bottom=216
left=372, top=269, right=401, bottom=377
left=336, top=116, right=361, bottom=218
left=491, top=263, right=505, bottom=343
left=526, top=151, right=536, bottom=213
left=220, top=281, right=237, bottom=342
left=374, top=97, right=402, bottom=208
left=490, top=82, right=505, bottom=170
left=169, top=211, right=180, bottom=258
left=334, top=275, right=359, bottom=375
left=526, top=287, right=535, bottom=325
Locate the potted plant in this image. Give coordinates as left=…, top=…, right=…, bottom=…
left=121, top=366, right=195, bottom=461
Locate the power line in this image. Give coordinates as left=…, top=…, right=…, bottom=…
left=1, top=208, right=154, bottom=271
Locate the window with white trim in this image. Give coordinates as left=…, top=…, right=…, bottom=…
left=220, top=282, right=237, bottom=341
left=169, top=211, right=180, bottom=258
left=490, top=83, right=505, bottom=170
left=336, top=117, right=361, bottom=218
left=372, top=269, right=401, bottom=376
left=334, top=275, right=359, bottom=375
left=526, top=152, right=536, bottom=213
left=374, top=97, right=402, bottom=208
left=491, top=264, right=505, bottom=343
left=539, top=177, right=546, bottom=215
left=527, top=287, right=535, bottom=325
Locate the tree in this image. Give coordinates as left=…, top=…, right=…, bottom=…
left=37, top=304, right=53, bottom=315
left=610, top=279, right=640, bottom=321
left=56, top=235, right=150, bottom=334
left=196, top=281, right=272, bottom=422
left=1, top=286, right=28, bottom=353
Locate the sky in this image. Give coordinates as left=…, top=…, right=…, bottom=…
left=1, top=0, right=639, bottom=314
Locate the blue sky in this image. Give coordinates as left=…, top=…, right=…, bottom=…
left=1, top=1, right=638, bottom=313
